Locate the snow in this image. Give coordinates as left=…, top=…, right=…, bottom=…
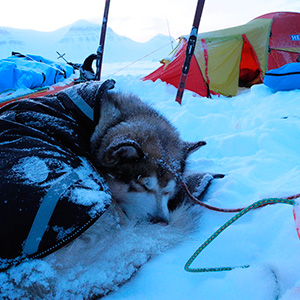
left=12, top=156, right=50, bottom=184
left=1, top=34, right=300, bottom=298
left=98, top=76, right=300, bottom=300
left=67, top=157, right=111, bottom=217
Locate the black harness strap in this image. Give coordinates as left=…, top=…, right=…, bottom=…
left=94, top=79, right=115, bottom=125
left=58, top=79, right=115, bottom=130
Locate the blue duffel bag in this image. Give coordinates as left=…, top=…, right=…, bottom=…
left=264, top=62, right=300, bottom=92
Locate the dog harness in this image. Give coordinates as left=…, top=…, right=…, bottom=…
left=0, top=80, right=115, bottom=270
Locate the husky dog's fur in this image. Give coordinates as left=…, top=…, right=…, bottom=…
left=0, top=201, right=204, bottom=299
left=90, top=91, right=206, bottom=224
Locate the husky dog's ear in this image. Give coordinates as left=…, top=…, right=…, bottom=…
left=183, top=141, right=206, bottom=158
left=94, top=79, right=116, bottom=124
left=103, top=140, right=145, bottom=166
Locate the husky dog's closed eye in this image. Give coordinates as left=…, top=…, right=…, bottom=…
left=90, top=91, right=205, bottom=224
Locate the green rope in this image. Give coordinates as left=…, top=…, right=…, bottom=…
left=184, top=197, right=296, bottom=273
left=0, top=88, right=16, bottom=95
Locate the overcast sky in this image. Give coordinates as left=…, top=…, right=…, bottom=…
left=1, top=0, right=299, bottom=42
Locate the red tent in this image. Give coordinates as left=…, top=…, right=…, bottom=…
left=143, top=12, right=300, bottom=97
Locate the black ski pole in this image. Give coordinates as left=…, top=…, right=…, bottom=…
left=56, top=51, right=69, bottom=64
left=175, top=0, right=206, bottom=104
left=95, top=0, right=111, bottom=81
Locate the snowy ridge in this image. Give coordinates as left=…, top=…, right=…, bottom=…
left=0, top=20, right=174, bottom=65
left=103, top=77, right=300, bottom=300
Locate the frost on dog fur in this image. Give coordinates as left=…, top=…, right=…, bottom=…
left=90, top=90, right=206, bottom=224
left=0, top=202, right=203, bottom=299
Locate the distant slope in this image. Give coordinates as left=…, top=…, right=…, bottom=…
left=0, top=20, right=175, bottom=64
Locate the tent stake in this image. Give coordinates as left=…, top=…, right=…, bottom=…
left=96, top=0, right=111, bottom=81
left=175, top=0, right=206, bottom=104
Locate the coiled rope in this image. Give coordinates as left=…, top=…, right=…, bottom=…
left=182, top=181, right=300, bottom=273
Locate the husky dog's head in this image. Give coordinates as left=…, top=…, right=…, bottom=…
left=91, top=91, right=205, bottom=224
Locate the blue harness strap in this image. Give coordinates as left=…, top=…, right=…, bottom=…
left=62, top=88, right=94, bottom=122
left=59, top=79, right=115, bottom=126
left=23, top=172, right=80, bottom=256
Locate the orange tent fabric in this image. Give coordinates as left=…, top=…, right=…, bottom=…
left=143, top=12, right=300, bottom=97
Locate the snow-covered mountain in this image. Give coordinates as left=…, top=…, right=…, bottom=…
left=0, top=20, right=175, bottom=64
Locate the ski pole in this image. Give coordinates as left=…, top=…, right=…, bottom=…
left=56, top=51, right=69, bottom=64
left=96, top=0, right=111, bottom=81
left=175, top=0, right=206, bottom=104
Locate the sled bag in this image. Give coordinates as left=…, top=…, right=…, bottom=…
left=264, top=62, right=300, bottom=92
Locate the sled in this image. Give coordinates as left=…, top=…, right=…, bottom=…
left=0, top=52, right=104, bottom=108
left=0, top=80, right=76, bottom=108
left=0, top=53, right=78, bottom=108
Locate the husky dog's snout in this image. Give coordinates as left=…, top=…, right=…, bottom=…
left=104, top=174, right=174, bottom=224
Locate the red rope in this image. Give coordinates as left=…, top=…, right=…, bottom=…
left=286, top=193, right=300, bottom=200
left=182, top=181, right=300, bottom=213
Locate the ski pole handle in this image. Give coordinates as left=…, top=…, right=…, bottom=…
left=175, top=0, right=206, bottom=104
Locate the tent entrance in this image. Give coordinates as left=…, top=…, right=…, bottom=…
left=239, top=37, right=262, bottom=87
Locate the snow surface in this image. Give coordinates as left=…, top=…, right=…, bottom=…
left=100, top=75, right=300, bottom=300
left=1, top=63, right=300, bottom=299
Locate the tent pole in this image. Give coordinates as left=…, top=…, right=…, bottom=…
left=175, top=0, right=206, bottom=104
left=95, top=0, right=111, bottom=81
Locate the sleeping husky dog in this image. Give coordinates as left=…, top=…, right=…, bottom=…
left=90, top=90, right=206, bottom=224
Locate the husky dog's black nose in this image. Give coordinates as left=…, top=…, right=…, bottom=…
left=149, top=215, right=169, bottom=226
